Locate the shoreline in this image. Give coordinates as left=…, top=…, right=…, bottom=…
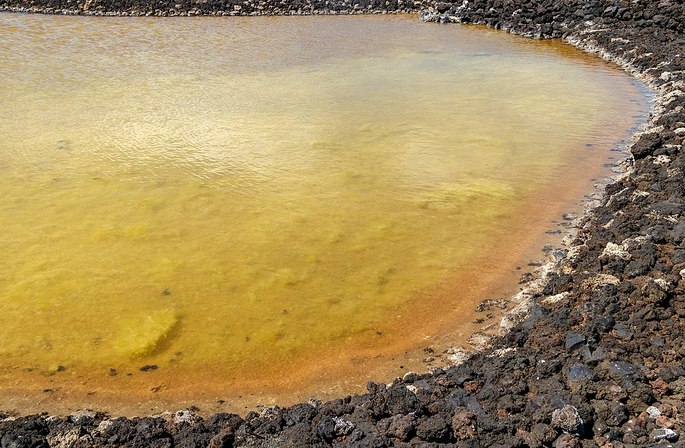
left=1, top=1, right=684, bottom=446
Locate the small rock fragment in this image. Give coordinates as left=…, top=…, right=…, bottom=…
left=333, top=416, right=354, bottom=436
left=646, top=405, right=661, bottom=419
left=652, top=428, right=678, bottom=441
left=600, top=242, right=631, bottom=260
left=565, top=333, right=585, bottom=351
left=554, top=433, right=581, bottom=448
left=551, top=405, right=584, bottom=434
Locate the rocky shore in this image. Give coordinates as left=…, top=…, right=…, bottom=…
left=1, top=0, right=685, bottom=446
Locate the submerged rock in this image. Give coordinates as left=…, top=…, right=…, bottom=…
left=113, top=309, right=179, bottom=357
left=418, top=179, right=514, bottom=211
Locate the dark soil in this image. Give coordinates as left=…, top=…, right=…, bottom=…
left=1, top=0, right=685, bottom=446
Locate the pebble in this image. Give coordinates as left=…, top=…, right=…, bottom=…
left=653, top=428, right=678, bottom=442
left=554, top=433, right=581, bottom=448
left=552, top=249, right=568, bottom=261
left=551, top=405, right=584, bottom=435
left=565, top=333, right=585, bottom=351
left=173, top=409, right=201, bottom=426
left=646, top=405, right=662, bottom=419
left=566, top=363, right=595, bottom=382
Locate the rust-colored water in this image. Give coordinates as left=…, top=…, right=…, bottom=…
left=0, top=13, right=648, bottom=416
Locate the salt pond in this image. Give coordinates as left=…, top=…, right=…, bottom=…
left=0, top=13, right=648, bottom=414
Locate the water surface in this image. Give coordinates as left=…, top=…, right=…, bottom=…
left=0, top=13, right=648, bottom=414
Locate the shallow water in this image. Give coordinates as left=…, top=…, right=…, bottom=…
left=0, top=13, right=648, bottom=414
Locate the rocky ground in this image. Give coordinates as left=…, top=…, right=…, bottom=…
left=1, top=0, right=685, bottom=447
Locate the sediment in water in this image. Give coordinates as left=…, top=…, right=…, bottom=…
left=0, top=0, right=684, bottom=447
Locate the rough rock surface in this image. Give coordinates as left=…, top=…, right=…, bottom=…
left=1, top=0, right=685, bottom=446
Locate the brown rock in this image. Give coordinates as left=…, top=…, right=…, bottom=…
left=554, top=433, right=581, bottom=448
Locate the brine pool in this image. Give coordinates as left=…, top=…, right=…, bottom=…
left=0, top=13, right=649, bottom=415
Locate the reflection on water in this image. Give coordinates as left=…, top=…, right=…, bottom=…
left=0, top=13, right=648, bottom=414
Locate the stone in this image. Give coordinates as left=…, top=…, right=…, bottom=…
left=173, top=409, right=201, bottom=426
left=114, top=309, right=179, bottom=357
left=566, top=363, right=596, bottom=382
left=565, top=333, right=585, bottom=351
left=603, top=5, right=618, bottom=16
left=604, top=361, right=638, bottom=381
left=646, top=406, right=662, bottom=419
left=652, top=200, right=684, bottom=216
left=671, top=221, right=685, bottom=244
left=333, top=416, right=354, bottom=436
left=415, top=415, right=450, bottom=442
left=600, top=242, right=631, bottom=260
left=632, top=132, right=663, bottom=158
left=531, top=423, right=557, bottom=445
left=652, top=428, right=678, bottom=441
left=208, top=429, right=234, bottom=448
left=316, top=415, right=336, bottom=440
left=551, top=405, right=584, bottom=435
left=68, top=410, right=97, bottom=425
left=656, top=415, right=676, bottom=429
left=435, top=2, right=450, bottom=12
left=384, top=414, right=415, bottom=441
left=606, top=403, right=628, bottom=426
left=554, top=433, right=581, bottom=448
left=46, top=429, right=82, bottom=448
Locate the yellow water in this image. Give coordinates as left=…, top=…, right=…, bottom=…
left=0, top=13, right=647, bottom=415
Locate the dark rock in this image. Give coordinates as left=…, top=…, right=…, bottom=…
left=382, top=414, right=415, bottom=441
left=207, top=429, right=233, bottom=448
left=554, top=433, right=581, bottom=448
left=613, top=322, right=634, bottom=340
left=565, top=363, right=596, bottom=382
left=673, top=249, right=685, bottom=265
left=671, top=221, right=685, bottom=244
left=462, top=396, right=485, bottom=415
left=632, top=132, right=663, bottom=158
left=565, top=332, right=585, bottom=351
left=652, top=200, right=684, bottom=215
left=530, top=422, right=557, bottom=444
left=316, top=415, right=337, bottom=440
left=435, top=1, right=450, bottom=12
left=590, top=315, right=615, bottom=334
left=1, top=433, right=50, bottom=448
left=282, top=404, right=317, bottom=426
left=415, top=415, right=451, bottom=442
left=451, top=409, right=476, bottom=441
left=606, top=403, right=628, bottom=426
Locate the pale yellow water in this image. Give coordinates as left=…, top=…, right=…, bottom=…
left=0, top=13, right=648, bottom=415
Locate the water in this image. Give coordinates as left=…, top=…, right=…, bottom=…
left=0, top=13, right=648, bottom=415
